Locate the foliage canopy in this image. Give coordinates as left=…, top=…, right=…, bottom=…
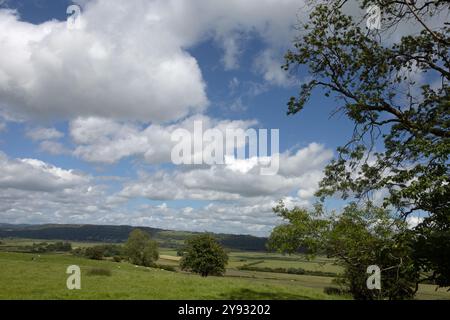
left=180, top=234, right=228, bottom=277
left=282, top=0, right=449, bottom=289
left=124, top=229, right=159, bottom=267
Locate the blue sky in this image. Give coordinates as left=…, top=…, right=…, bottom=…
left=0, top=0, right=369, bottom=236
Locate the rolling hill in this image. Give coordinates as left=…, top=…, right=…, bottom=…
left=0, top=223, right=268, bottom=251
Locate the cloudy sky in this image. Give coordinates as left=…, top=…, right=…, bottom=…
left=0, top=0, right=367, bottom=236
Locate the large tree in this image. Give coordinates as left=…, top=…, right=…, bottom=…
left=180, top=234, right=228, bottom=277
left=124, top=229, right=159, bottom=267
left=268, top=202, right=420, bottom=299
left=282, top=0, right=449, bottom=287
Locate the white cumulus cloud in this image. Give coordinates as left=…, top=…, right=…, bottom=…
left=0, top=151, right=88, bottom=192
left=0, top=0, right=310, bottom=122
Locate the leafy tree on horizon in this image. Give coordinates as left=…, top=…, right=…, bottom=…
left=180, top=234, right=228, bottom=277
left=280, top=0, right=449, bottom=289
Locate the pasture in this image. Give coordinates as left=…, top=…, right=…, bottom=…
left=0, top=239, right=449, bottom=300
left=0, top=251, right=338, bottom=300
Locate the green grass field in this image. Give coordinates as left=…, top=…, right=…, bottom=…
left=0, top=239, right=449, bottom=300
left=0, top=252, right=338, bottom=300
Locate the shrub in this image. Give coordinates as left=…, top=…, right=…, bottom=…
left=324, top=287, right=347, bottom=296
left=52, top=241, right=72, bottom=252
left=86, top=267, right=112, bottom=276
left=152, top=264, right=177, bottom=272
left=98, top=244, right=123, bottom=257
left=237, top=264, right=336, bottom=277
left=112, top=255, right=122, bottom=262
left=28, top=241, right=72, bottom=253
left=84, top=246, right=104, bottom=260
left=71, top=247, right=84, bottom=256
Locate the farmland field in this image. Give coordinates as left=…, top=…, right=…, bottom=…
left=0, top=251, right=339, bottom=300
left=0, top=239, right=449, bottom=300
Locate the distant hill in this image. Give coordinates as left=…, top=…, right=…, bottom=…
left=0, top=223, right=268, bottom=252
left=0, top=223, right=33, bottom=229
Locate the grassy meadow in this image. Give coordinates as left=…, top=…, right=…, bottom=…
left=0, top=239, right=449, bottom=300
